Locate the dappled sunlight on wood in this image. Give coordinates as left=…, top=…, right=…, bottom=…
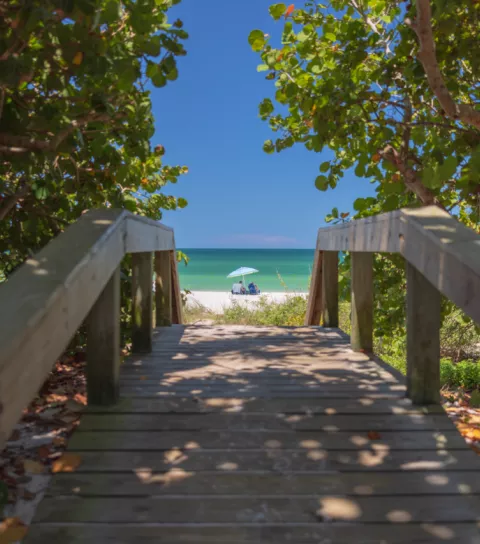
left=421, top=524, right=456, bottom=540
left=30, top=325, right=480, bottom=541
left=317, top=497, right=362, bottom=521
left=387, top=510, right=412, bottom=523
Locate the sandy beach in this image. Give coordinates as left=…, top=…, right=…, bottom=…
left=186, top=290, right=307, bottom=313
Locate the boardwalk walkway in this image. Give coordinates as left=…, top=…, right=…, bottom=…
left=25, top=325, right=480, bottom=543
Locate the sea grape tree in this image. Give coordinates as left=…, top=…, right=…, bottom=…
left=0, top=0, right=189, bottom=278
left=250, top=0, right=480, bottom=223
left=251, top=0, right=480, bottom=350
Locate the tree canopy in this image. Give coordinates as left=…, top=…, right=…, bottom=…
left=0, top=0, right=188, bottom=278
left=250, top=0, right=480, bottom=349
left=250, top=0, right=480, bottom=223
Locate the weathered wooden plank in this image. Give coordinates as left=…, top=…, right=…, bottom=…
left=85, top=396, right=441, bottom=415
left=402, top=207, right=480, bottom=324
left=125, top=215, right=175, bottom=253
left=67, top=429, right=467, bottom=451
left=117, top=381, right=402, bottom=392
left=316, top=210, right=402, bottom=252
left=23, top=523, right=480, bottom=544
left=351, top=252, right=373, bottom=352
left=131, top=252, right=153, bottom=353
left=86, top=267, right=121, bottom=405
left=154, top=251, right=172, bottom=327
left=118, top=374, right=401, bottom=386
left=322, top=251, right=339, bottom=327
left=45, top=470, right=480, bottom=497
left=304, top=250, right=322, bottom=325
left=34, top=495, right=480, bottom=523
left=77, top=413, right=455, bottom=432
left=118, top=372, right=400, bottom=383
left=406, top=262, right=441, bottom=405
left=120, top=391, right=406, bottom=399
left=67, top=448, right=480, bottom=473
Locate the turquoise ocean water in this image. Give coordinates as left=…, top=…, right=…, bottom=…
left=178, top=249, right=315, bottom=292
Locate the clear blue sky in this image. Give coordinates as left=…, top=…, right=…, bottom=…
left=152, top=0, right=375, bottom=249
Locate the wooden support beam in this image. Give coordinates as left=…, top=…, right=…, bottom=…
left=86, top=267, right=120, bottom=405
left=322, top=251, right=339, bottom=327
left=171, top=250, right=183, bottom=325
left=132, top=252, right=153, bottom=353
left=406, top=262, right=441, bottom=405
left=351, top=252, right=373, bottom=352
left=155, top=251, right=172, bottom=327
left=305, top=250, right=323, bottom=326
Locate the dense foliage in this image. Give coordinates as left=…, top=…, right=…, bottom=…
left=250, top=0, right=480, bottom=341
left=0, top=0, right=188, bottom=279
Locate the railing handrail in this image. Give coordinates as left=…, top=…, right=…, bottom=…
left=306, top=204, right=480, bottom=405
left=0, top=209, right=182, bottom=448
left=315, top=205, right=480, bottom=324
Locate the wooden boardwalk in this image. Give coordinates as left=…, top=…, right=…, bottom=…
left=26, top=325, right=480, bottom=543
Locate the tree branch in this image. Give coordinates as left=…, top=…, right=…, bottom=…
left=379, top=144, right=444, bottom=208
left=408, top=0, right=480, bottom=129
left=0, top=181, right=29, bottom=221
left=401, top=95, right=412, bottom=161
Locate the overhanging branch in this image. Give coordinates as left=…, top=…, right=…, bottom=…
left=409, top=0, right=480, bottom=130
left=379, top=144, right=443, bottom=208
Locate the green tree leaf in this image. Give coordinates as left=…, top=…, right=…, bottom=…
left=269, top=3, right=287, bottom=20
left=263, top=140, right=275, bottom=154
left=315, top=175, right=328, bottom=190
left=248, top=30, right=266, bottom=52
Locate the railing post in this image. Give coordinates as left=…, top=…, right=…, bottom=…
left=170, top=249, right=184, bottom=325
left=155, top=251, right=172, bottom=327
left=322, top=251, right=339, bottom=327
left=305, top=250, right=323, bottom=326
left=351, top=252, right=373, bottom=352
left=132, top=252, right=153, bottom=353
left=406, top=262, right=441, bottom=404
left=86, top=267, right=120, bottom=405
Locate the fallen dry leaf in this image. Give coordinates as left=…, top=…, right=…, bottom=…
left=53, top=436, right=66, bottom=447
left=37, top=446, right=50, bottom=459
left=457, top=425, right=480, bottom=441
left=74, top=393, right=87, bottom=405
left=51, top=453, right=82, bottom=473
left=23, top=459, right=45, bottom=474
left=140, top=376, right=147, bottom=381
left=72, top=51, right=83, bottom=65
left=0, top=517, right=28, bottom=543
left=367, top=431, right=381, bottom=440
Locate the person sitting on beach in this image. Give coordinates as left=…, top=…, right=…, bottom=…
left=232, top=281, right=244, bottom=294
left=248, top=282, right=261, bottom=295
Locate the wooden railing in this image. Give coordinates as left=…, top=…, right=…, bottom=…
left=306, top=205, right=480, bottom=405
left=0, top=209, right=183, bottom=449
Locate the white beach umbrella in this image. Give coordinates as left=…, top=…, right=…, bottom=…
left=227, top=266, right=259, bottom=286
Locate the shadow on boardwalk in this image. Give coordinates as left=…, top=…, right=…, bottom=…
left=25, top=325, right=480, bottom=543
